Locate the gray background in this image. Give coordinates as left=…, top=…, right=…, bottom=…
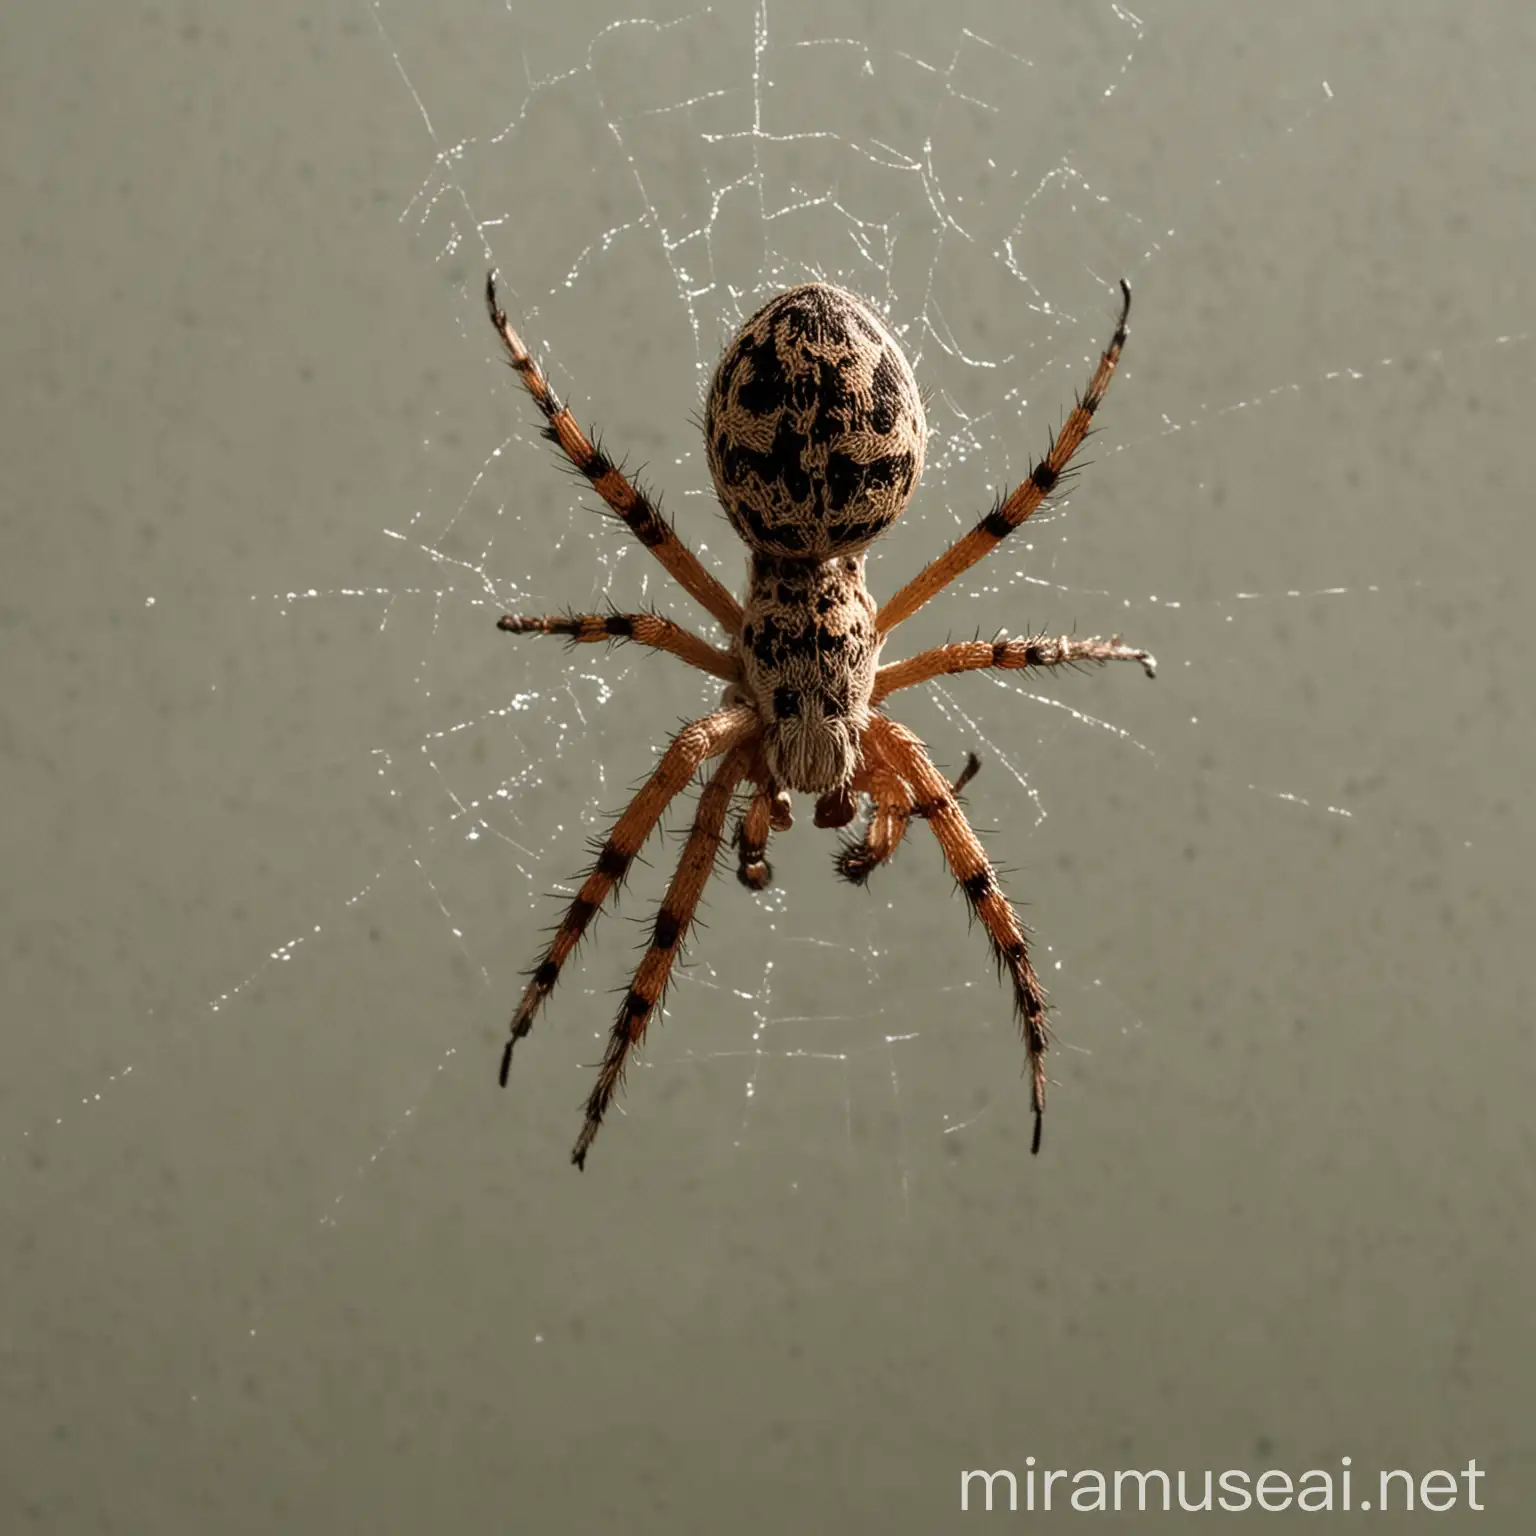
left=4, top=0, right=1533, bottom=1530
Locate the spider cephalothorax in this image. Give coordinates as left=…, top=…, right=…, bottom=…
left=736, top=550, right=877, bottom=799
left=486, top=271, right=1155, bottom=1168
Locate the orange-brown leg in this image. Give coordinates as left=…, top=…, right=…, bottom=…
left=835, top=744, right=980, bottom=885
left=486, top=273, right=743, bottom=636
left=834, top=758, right=915, bottom=885
left=572, top=743, right=752, bottom=1168
left=732, top=780, right=776, bottom=890
left=498, top=610, right=740, bottom=683
left=868, top=716, right=1052, bottom=1153
left=499, top=705, right=756, bottom=1084
left=872, top=630, right=1155, bottom=704
left=730, top=746, right=791, bottom=890
left=876, top=282, right=1132, bottom=637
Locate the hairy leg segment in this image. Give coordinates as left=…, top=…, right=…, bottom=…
left=498, top=610, right=739, bottom=682
left=486, top=273, right=742, bottom=635
left=873, top=630, right=1155, bottom=704
left=498, top=704, right=756, bottom=1085
left=875, top=282, right=1132, bottom=638
left=572, top=743, right=753, bottom=1168
left=835, top=739, right=981, bottom=887
left=863, top=716, right=1053, bottom=1154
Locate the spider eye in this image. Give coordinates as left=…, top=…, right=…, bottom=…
left=772, top=686, right=801, bottom=718
left=819, top=694, right=840, bottom=717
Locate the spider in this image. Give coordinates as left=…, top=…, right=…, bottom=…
left=486, top=271, right=1155, bottom=1168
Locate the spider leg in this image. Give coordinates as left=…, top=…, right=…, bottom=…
left=834, top=750, right=913, bottom=886
left=872, top=629, right=1155, bottom=703
left=498, top=610, right=741, bottom=683
left=876, top=282, right=1131, bottom=637
left=730, top=748, right=790, bottom=890
left=868, top=717, right=1051, bottom=1154
left=485, top=272, right=743, bottom=636
left=572, top=743, right=752, bottom=1168
left=732, top=781, right=776, bottom=890
left=499, top=705, right=756, bottom=1080
left=834, top=740, right=980, bottom=886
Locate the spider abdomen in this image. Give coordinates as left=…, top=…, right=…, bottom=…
left=740, top=553, right=879, bottom=794
left=706, top=283, right=926, bottom=561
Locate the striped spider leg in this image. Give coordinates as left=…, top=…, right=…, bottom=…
left=846, top=632, right=1154, bottom=888
left=874, top=281, right=1134, bottom=636
left=571, top=743, right=754, bottom=1169
left=862, top=717, right=1056, bottom=1152
left=848, top=283, right=1154, bottom=1150
left=485, top=273, right=741, bottom=635
left=495, top=706, right=755, bottom=1088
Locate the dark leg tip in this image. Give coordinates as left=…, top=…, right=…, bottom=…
left=1031, top=1109, right=1043, bottom=1156
left=498, top=1039, right=513, bottom=1087
left=736, top=859, right=773, bottom=891
left=834, top=844, right=875, bottom=886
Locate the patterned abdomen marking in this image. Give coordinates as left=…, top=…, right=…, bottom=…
left=706, top=284, right=926, bottom=560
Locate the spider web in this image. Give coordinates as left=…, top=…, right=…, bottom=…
left=13, top=0, right=1526, bottom=1418
left=361, top=0, right=1205, bottom=1188
left=348, top=0, right=1381, bottom=1186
